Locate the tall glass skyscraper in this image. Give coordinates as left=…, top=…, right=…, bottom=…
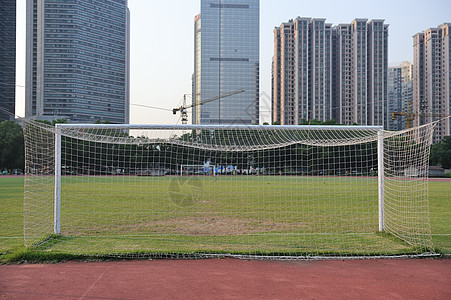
left=0, top=0, right=16, bottom=121
left=193, top=0, right=260, bottom=125
left=25, top=0, right=130, bottom=124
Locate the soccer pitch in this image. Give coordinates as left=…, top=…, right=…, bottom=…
left=1, top=176, right=450, bottom=259
left=55, top=175, right=392, bottom=256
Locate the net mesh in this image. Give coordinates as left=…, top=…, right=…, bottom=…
left=23, top=121, right=437, bottom=258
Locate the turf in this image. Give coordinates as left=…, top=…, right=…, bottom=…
left=0, top=177, right=24, bottom=254
left=32, top=175, right=387, bottom=256
left=429, top=181, right=451, bottom=253
left=1, top=176, right=450, bottom=262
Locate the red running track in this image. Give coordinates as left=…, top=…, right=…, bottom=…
left=1, top=258, right=450, bottom=299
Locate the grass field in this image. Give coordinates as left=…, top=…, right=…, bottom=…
left=1, top=176, right=450, bottom=262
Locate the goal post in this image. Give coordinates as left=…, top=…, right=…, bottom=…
left=54, top=125, right=62, bottom=235
left=377, top=129, right=384, bottom=232
left=23, top=121, right=437, bottom=258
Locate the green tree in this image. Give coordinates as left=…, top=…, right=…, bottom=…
left=0, top=121, right=25, bottom=172
left=94, top=119, right=111, bottom=124
left=35, top=118, right=67, bottom=126
left=52, top=118, right=68, bottom=126
left=430, top=136, right=451, bottom=169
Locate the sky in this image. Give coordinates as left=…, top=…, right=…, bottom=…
left=15, top=0, right=451, bottom=125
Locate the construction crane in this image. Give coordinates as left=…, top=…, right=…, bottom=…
left=391, top=101, right=415, bottom=129
left=391, top=101, right=447, bottom=129
left=173, top=89, right=245, bottom=124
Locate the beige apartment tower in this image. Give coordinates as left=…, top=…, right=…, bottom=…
left=272, top=18, right=332, bottom=125
left=273, top=18, right=389, bottom=128
left=413, top=23, right=450, bottom=142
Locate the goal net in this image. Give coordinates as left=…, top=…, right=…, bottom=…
left=23, top=121, right=437, bottom=258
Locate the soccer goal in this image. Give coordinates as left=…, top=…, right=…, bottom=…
left=22, top=121, right=437, bottom=258
left=180, top=164, right=216, bottom=176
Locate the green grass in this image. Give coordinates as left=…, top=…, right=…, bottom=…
left=0, top=177, right=24, bottom=255
left=1, top=176, right=450, bottom=262
left=429, top=181, right=451, bottom=253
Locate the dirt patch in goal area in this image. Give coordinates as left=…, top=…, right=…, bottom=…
left=64, top=215, right=307, bottom=237
left=144, top=215, right=306, bottom=236
left=1, top=258, right=450, bottom=299
left=71, top=216, right=306, bottom=236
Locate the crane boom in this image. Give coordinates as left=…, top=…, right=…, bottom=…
left=185, top=89, right=245, bottom=109
left=391, top=101, right=446, bottom=129
left=173, top=89, right=245, bottom=124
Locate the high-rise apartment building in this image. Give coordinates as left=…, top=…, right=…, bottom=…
left=334, top=19, right=389, bottom=127
left=413, top=23, right=450, bottom=142
left=193, top=0, right=259, bottom=125
left=0, top=0, right=16, bottom=121
left=273, top=18, right=389, bottom=128
left=273, top=18, right=332, bottom=125
left=25, top=0, right=130, bottom=124
left=367, top=20, right=389, bottom=128
left=332, top=23, right=353, bottom=125
left=388, top=67, right=402, bottom=130
left=387, top=62, right=413, bottom=131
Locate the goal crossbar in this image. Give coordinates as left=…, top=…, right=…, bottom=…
left=54, top=124, right=383, bottom=130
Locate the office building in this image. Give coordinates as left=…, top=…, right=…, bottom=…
left=387, top=62, right=413, bottom=131
left=0, top=0, right=16, bottom=121
left=388, top=67, right=402, bottom=130
left=273, top=18, right=389, bottom=128
left=193, top=0, right=260, bottom=125
left=25, top=0, right=130, bottom=124
left=413, top=23, right=450, bottom=142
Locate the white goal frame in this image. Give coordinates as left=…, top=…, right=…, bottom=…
left=53, top=124, right=386, bottom=236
